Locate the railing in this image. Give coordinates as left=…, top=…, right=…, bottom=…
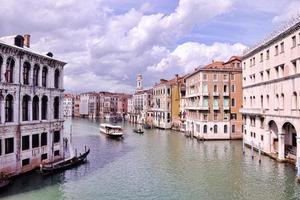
left=240, top=108, right=266, bottom=115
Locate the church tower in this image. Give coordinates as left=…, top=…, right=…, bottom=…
left=136, top=74, right=143, bottom=92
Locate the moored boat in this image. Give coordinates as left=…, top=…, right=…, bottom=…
left=40, top=147, right=90, bottom=175
left=100, top=123, right=124, bottom=138
left=133, top=128, right=144, bottom=134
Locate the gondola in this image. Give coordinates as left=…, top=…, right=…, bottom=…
left=143, top=124, right=152, bottom=129
left=40, top=148, right=90, bottom=175
left=0, top=179, right=11, bottom=189
left=133, top=128, right=144, bottom=134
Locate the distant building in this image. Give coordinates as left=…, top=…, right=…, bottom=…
left=73, top=95, right=80, bottom=117
left=0, top=34, right=66, bottom=176
left=128, top=74, right=153, bottom=124
left=152, top=79, right=172, bottom=129
left=241, top=18, right=300, bottom=162
left=185, top=57, right=243, bottom=139
left=63, top=94, right=74, bottom=117
left=79, top=92, right=98, bottom=118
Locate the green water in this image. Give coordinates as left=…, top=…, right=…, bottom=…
left=0, top=118, right=299, bottom=200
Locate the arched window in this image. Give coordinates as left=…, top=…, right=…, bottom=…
left=22, top=95, right=30, bottom=121
left=33, top=64, right=40, bottom=86
left=5, top=95, right=14, bottom=122
left=260, top=95, right=264, bottom=109
left=54, top=97, right=59, bottom=119
left=41, top=96, right=48, bottom=120
left=266, top=95, right=269, bottom=109
left=292, top=92, right=298, bottom=109
left=203, top=125, right=207, bottom=133
left=54, top=69, right=60, bottom=89
left=224, top=125, right=228, bottom=133
left=23, top=62, right=31, bottom=85
left=32, top=96, right=39, bottom=120
left=6, top=57, right=15, bottom=83
left=276, top=94, right=279, bottom=108
left=214, top=125, right=218, bottom=133
left=0, top=55, right=3, bottom=82
left=42, top=67, right=48, bottom=87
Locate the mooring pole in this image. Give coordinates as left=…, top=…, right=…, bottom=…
left=242, top=139, right=245, bottom=155
left=251, top=141, right=254, bottom=159
left=258, top=143, right=262, bottom=163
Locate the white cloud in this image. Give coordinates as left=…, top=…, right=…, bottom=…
left=148, top=42, right=247, bottom=74
left=272, top=1, right=300, bottom=23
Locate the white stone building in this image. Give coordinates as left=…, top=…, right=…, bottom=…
left=241, top=18, right=300, bottom=163
left=63, top=94, right=74, bottom=117
left=0, top=34, right=66, bottom=176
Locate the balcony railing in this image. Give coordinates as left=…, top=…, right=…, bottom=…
left=240, top=108, right=266, bottom=116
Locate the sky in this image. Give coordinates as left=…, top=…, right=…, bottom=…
left=0, top=0, right=299, bottom=93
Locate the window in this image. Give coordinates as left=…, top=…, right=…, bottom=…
left=22, top=95, right=30, bottom=121
left=6, top=57, right=15, bottom=83
left=231, top=98, right=236, bottom=107
left=224, top=74, right=228, bottom=80
left=5, top=138, right=14, bottom=154
left=266, top=69, right=270, bottom=80
left=203, top=125, right=207, bottom=133
left=231, top=113, right=237, bottom=120
left=213, top=85, right=218, bottom=92
left=260, top=71, right=264, bottom=81
left=54, top=131, right=60, bottom=143
left=231, top=84, right=235, bottom=92
left=22, top=158, right=30, bottom=166
left=280, top=42, right=284, bottom=53
left=42, top=67, right=48, bottom=87
left=32, top=96, right=39, bottom=120
left=5, top=95, right=14, bottom=122
left=224, top=85, right=228, bottom=93
left=292, top=36, right=297, bottom=47
left=253, top=57, right=256, bottom=65
left=266, top=49, right=270, bottom=60
left=22, top=135, right=30, bottom=151
left=260, top=53, right=263, bottom=62
left=224, top=125, right=228, bottom=133
left=23, top=62, right=30, bottom=85
left=54, top=150, right=60, bottom=156
left=54, top=97, right=60, bottom=119
left=230, top=74, right=235, bottom=80
left=41, top=153, right=47, bottom=161
left=275, top=45, right=279, bottom=55
left=54, top=69, right=60, bottom=88
left=292, top=60, right=297, bottom=74
left=214, top=125, right=218, bottom=133
left=41, top=132, right=47, bottom=146
left=41, top=96, right=48, bottom=120
left=32, top=134, right=39, bottom=148
left=213, top=74, right=218, bottom=80
left=261, top=135, right=264, bottom=141
left=232, top=125, right=235, bottom=133
left=202, top=74, right=207, bottom=80
left=214, top=114, right=218, bottom=121
left=33, top=64, right=39, bottom=86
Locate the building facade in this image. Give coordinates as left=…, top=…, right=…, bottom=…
left=185, top=57, right=243, bottom=139
left=0, top=35, right=66, bottom=176
left=241, top=19, right=300, bottom=163
left=152, top=79, right=172, bottom=129
left=63, top=94, right=74, bottom=117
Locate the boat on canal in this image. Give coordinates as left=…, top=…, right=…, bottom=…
left=100, top=123, right=124, bottom=138
left=133, top=128, right=144, bottom=134
left=39, top=147, right=90, bottom=175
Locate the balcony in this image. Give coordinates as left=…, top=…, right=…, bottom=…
left=213, top=106, right=219, bottom=110
left=223, top=106, right=230, bottom=110
left=213, top=92, right=219, bottom=96
left=199, top=106, right=209, bottom=111
left=223, top=92, right=229, bottom=96
left=240, top=108, right=266, bottom=116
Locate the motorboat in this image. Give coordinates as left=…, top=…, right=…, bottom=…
left=100, top=123, right=124, bottom=138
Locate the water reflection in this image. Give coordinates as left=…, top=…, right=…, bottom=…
left=0, top=118, right=299, bottom=200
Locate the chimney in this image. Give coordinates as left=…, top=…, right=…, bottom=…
left=24, top=34, right=30, bottom=48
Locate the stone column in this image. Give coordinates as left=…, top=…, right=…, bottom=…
left=39, top=98, right=42, bottom=121
left=29, top=101, right=33, bottom=121
left=278, top=133, right=285, bottom=160
left=297, top=136, right=300, bottom=182
left=0, top=100, right=5, bottom=123
left=264, top=129, right=271, bottom=154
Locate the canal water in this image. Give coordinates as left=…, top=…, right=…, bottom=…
left=0, top=118, right=300, bottom=200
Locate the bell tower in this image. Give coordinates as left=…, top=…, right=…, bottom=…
left=136, top=74, right=143, bottom=92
